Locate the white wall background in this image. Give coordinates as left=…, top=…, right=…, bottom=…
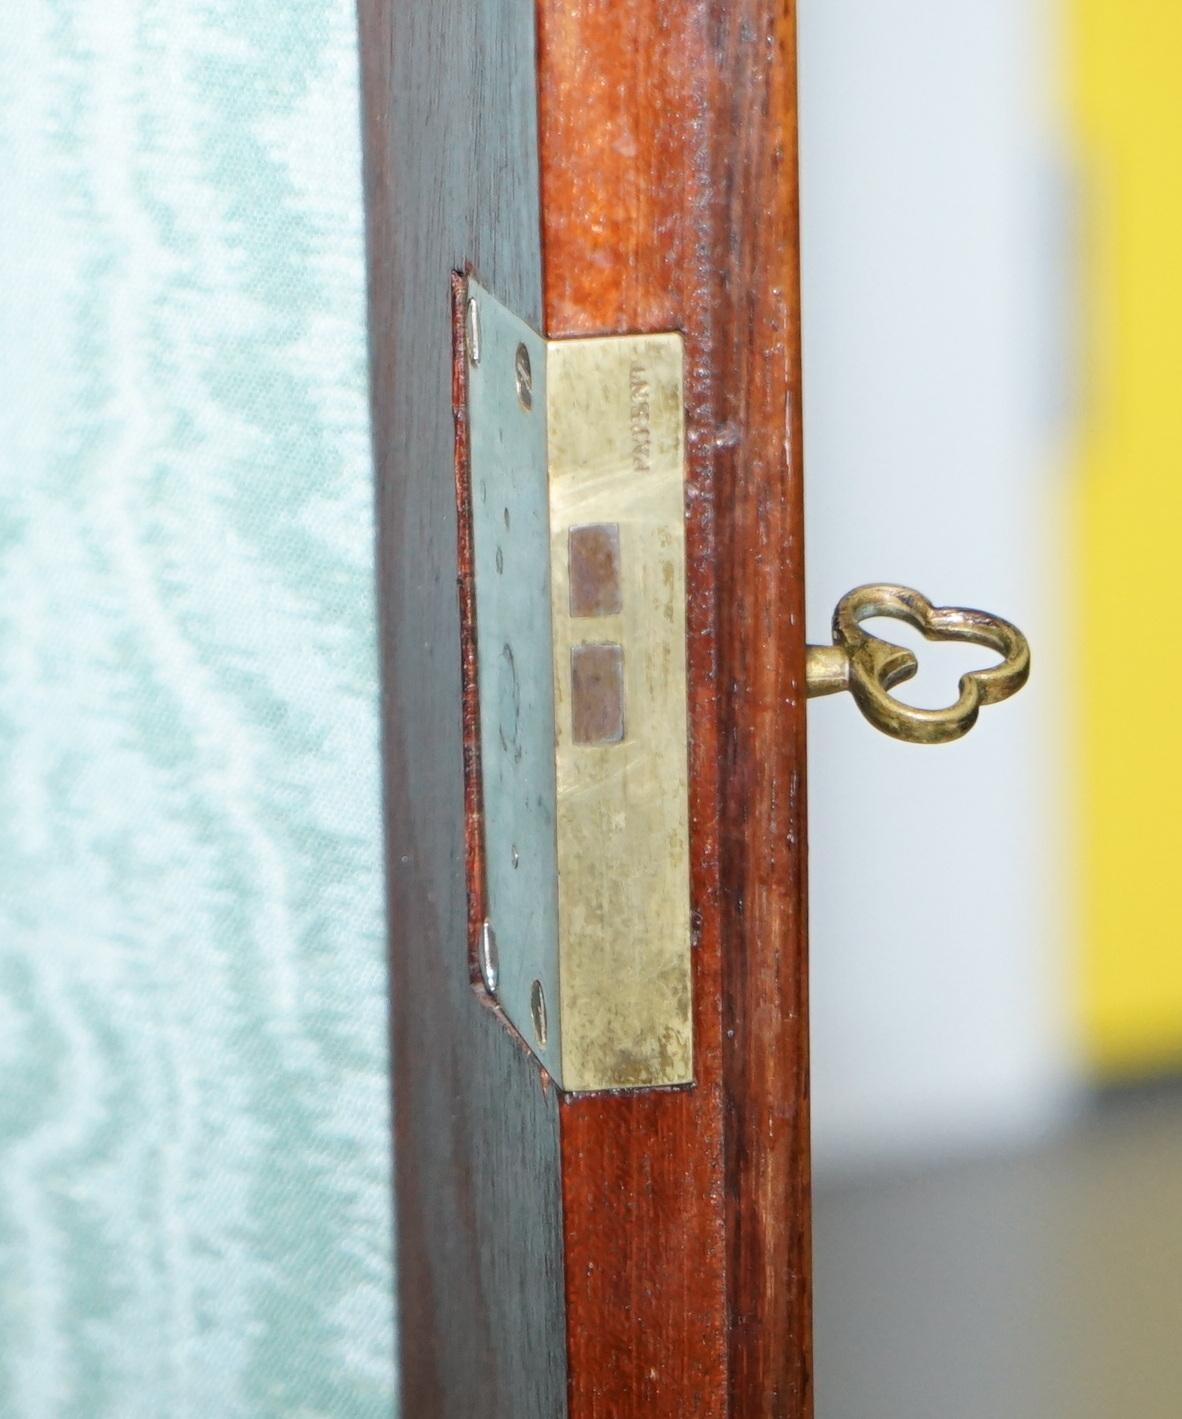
left=798, top=0, right=1078, bottom=1175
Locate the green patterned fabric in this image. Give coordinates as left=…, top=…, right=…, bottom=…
left=0, top=4, right=395, bottom=1415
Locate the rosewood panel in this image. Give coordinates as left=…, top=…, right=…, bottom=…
left=360, top=0, right=812, bottom=1412
left=539, top=1, right=812, bottom=1413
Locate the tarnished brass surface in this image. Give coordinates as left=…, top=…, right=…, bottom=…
left=806, top=584, right=1030, bottom=744
left=548, top=333, right=692, bottom=1090
left=466, top=280, right=691, bottom=1093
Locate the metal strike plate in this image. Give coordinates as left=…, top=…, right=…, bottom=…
left=465, top=279, right=692, bottom=1093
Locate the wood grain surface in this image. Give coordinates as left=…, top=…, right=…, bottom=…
left=539, top=1, right=811, bottom=1414
left=360, top=0, right=812, bottom=1412
left=357, top=3, right=567, bottom=1415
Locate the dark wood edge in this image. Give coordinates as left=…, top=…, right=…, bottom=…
left=359, top=0, right=569, bottom=1408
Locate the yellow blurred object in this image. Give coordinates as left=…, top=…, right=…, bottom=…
left=1073, top=0, right=1182, bottom=1075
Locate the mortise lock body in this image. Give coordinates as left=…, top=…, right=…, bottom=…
left=464, top=279, right=693, bottom=1094
left=462, top=280, right=1031, bottom=1094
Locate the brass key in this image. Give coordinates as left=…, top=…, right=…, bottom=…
left=806, top=584, right=1031, bottom=745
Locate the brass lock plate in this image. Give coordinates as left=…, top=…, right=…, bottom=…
left=465, top=279, right=693, bottom=1093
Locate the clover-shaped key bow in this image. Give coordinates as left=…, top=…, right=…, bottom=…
left=805, top=584, right=1030, bottom=744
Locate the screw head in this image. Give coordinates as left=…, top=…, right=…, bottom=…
left=530, top=979, right=548, bottom=1047
left=479, top=920, right=499, bottom=995
left=465, top=296, right=481, bottom=367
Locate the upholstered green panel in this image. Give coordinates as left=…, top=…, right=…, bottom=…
left=0, top=3, right=395, bottom=1415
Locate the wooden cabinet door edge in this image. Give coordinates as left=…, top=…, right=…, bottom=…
left=359, top=2, right=811, bottom=1414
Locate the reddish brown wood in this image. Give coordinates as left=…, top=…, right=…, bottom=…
left=713, top=12, right=813, bottom=1411
left=361, top=0, right=811, bottom=1410
left=537, top=1, right=813, bottom=1414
